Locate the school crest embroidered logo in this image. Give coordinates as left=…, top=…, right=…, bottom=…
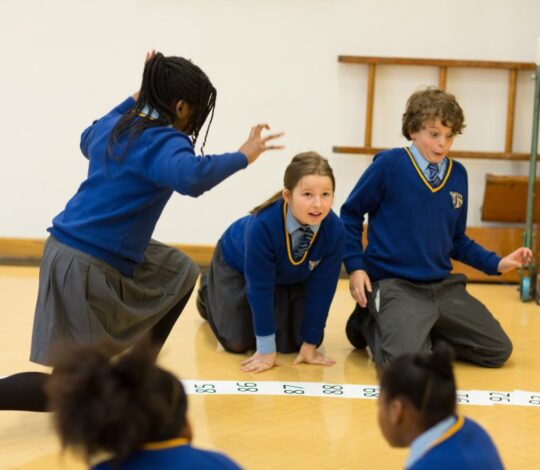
left=450, top=191, right=463, bottom=209
left=309, top=260, right=321, bottom=271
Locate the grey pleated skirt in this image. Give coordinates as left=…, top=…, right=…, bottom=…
left=197, top=241, right=307, bottom=354
left=30, top=236, right=199, bottom=366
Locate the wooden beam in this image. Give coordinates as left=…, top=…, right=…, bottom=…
left=364, top=64, right=376, bottom=148
left=332, top=146, right=537, bottom=161
left=336, top=55, right=536, bottom=162
left=338, top=55, right=535, bottom=70
left=438, top=66, right=447, bottom=91
left=505, top=69, right=518, bottom=153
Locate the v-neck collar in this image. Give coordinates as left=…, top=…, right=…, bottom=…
left=282, top=201, right=319, bottom=266
left=404, top=147, right=453, bottom=193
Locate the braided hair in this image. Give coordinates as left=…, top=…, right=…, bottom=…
left=107, top=52, right=217, bottom=159
left=46, top=342, right=188, bottom=464
left=379, top=342, right=457, bottom=430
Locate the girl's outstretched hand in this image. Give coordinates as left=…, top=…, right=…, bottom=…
left=239, top=124, right=284, bottom=164
left=241, top=351, right=277, bottom=374
left=133, top=50, right=157, bottom=101
left=498, top=247, right=533, bottom=273
left=145, top=49, right=156, bottom=63
left=293, top=343, right=335, bottom=367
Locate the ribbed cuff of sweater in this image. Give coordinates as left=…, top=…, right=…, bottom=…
left=256, top=334, right=276, bottom=354
left=344, top=255, right=367, bottom=274
left=485, top=253, right=502, bottom=275
left=301, top=326, right=323, bottom=346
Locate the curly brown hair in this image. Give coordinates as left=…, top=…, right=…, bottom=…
left=402, top=87, right=465, bottom=140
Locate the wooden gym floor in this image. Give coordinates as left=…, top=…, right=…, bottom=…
left=1, top=265, right=539, bottom=469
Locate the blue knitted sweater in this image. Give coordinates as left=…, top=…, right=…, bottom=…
left=341, top=147, right=500, bottom=282
left=50, top=97, right=247, bottom=275
left=220, top=199, right=345, bottom=344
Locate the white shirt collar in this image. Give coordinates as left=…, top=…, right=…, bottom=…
left=285, top=204, right=319, bottom=235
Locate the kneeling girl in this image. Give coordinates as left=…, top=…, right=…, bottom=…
left=197, top=152, right=345, bottom=373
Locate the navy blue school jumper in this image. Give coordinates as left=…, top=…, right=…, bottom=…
left=198, top=199, right=345, bottom=353
left=31, top=97, right=249, bottom=365
left=340, top=147, right=512, bottom=367
left=407, top=416, right=504, bottom=469
left=92, top=437, right=243, bottom=470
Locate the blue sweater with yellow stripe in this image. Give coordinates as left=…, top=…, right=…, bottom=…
left=92, top=438, right=242, bottom=470
left=341, top=147, right=500, bottom=282
left=49, top=97, right=248, bottom=276
left=408, top=417, right=504, bottom=469
left=220, top=199, right=345, bottom=344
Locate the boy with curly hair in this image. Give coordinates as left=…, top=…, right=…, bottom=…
left=341, top=87, right=532, bottom=368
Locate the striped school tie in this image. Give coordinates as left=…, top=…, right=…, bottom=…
left=427, top=162, right=441, bottom=187
left=293, top=226, right=314, bottom=261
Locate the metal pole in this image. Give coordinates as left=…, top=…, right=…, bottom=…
left=524, top=62, right=540, bottom=250
left=520, top=40, right=540, bottom=301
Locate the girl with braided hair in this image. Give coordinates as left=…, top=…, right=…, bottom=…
left=46, top=342, right=242, bottom=469
left=377, top=343, right=504, bottom=469
left=0, top=50, right=282, bottom=411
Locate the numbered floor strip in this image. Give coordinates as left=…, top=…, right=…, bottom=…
left=182, top=380, right=540, bottom=408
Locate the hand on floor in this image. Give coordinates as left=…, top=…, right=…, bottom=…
left=293, top=342, right=335, bottom=367
left=241, top=352, right=277, bottom=374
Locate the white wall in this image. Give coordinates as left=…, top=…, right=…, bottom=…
left=1, top=0, right=539, bottom=244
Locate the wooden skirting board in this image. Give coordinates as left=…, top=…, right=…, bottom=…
left=1, top=227, right=536, bottom=283
left=0, top=238, right=216, bottom=270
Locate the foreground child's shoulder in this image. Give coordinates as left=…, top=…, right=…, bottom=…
left=323, top=210, right=345, bottom=233
left=372, top=147, right=409, bottom=167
